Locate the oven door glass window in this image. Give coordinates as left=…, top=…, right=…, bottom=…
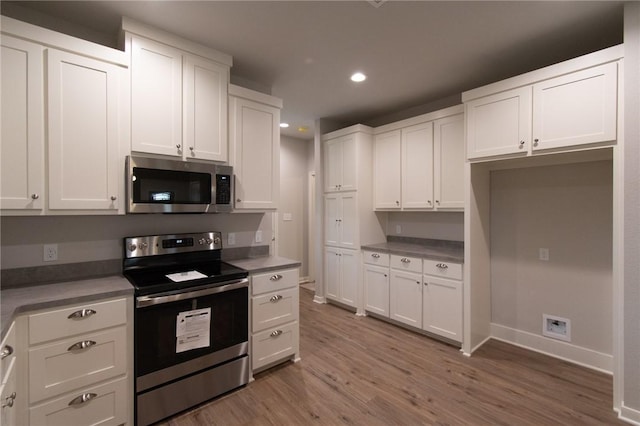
left=135, top=286, right=248, bottom=377
left=132, top=167, right=212, bottom=204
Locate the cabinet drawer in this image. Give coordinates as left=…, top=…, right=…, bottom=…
left=1, top=322, right=16, bottom=381
left=29, top=298, right=127, bottom=345
left=29, top=376, right=127, bottom=426
left=362, top=251, right=390, bottom=267
left=423, top=259, right=462, bottom=280
left=29, top=326, right=127, bottom=403
left=390, top=255, right=422, bottom=273
left=251, top=322, right=297, bottom=370
left=252, top=287, right=299, bottom=333
left=252, top=268, right=298, bottom=296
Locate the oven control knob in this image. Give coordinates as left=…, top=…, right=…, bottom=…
left=128, top=243, right=137, bottom=252
left=198, top=238, right=205, bottom=245
left=139, top=242, right=148, bottom=250
left=213, top=237, right=221, bottom=245
left=206, top=238, right=213, bottom=245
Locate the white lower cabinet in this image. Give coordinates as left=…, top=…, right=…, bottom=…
left=1, top=322, right=19, bottom=426
left=250, top=268, right=300, bottom=372
left=26, top=297, right=133, bottom=426
left=363, top=264, right=389, bottom=317
left=324, top=247, right=359, bottom=308
left=422, top=275, right=463, bottom=342
left=390, top=269, right=423, bottom=328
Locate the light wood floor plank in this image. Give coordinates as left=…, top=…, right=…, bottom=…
left=159, top=288, right=623, bottom=425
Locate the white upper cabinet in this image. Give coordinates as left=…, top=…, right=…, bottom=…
left=532, top=62, right=617, bottom=151
left=229, top=85, right=281, bottom=210
left=130, top=36, right=183, bottom=157
left=324, top=133, right=357, bottom=192
left=373, top=130, right=401, bottom=208
left=47, top=49, right=121, bottom=210
left=0, top=35, right=44, bottom=211
left=433, top=113, right=464, bottom=209
left=464, top=46, right=621, bottom=161
left=124, top=18, right=232, bottom=162
left=373, top=105, right=463, bottom=211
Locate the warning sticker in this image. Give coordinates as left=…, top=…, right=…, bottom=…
left=176, top=307, right=211, bottom=353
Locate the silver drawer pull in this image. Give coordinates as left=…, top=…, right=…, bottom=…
left=269, top=274, right=283, bottom=281
left=270, top=330, right=283, bottom=337
left=371, top=253, right=380, bottom=259
left=1, top=345, right=13, bottom=359
left=400, top=258, right=410, bottom=263
left=68, top=393, right=97, bottom=406
left=68, top=340, right=97, bottom=351
left=436, top=263, right=449, bottom=269
left=67, top=308, right=96, bottom=319
left=269, top=294, right=283, bottom=303
left=2, top=392, right=16, bottom=408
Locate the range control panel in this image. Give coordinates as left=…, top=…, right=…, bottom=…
left=124, top=232, right=222, bottom=258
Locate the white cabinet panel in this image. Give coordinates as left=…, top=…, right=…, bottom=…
left=47, top=49, right=120, bottom=210
left=390, top=270, right=422, bottom=328
left=324, top=246, right=341, bottom=300
left=0, top=35, right=44, bottom=210
left=434, top=114, right=464, bottom=209
left=184, top=55, right=228, bottom=162
left=402, top=121, right=434, bottom=209
left=130, top=36, right=182, bottom=157
left=532, top=62, right=617, bottom=151
left=1, top=360, right=18, bottom=426
left=324, top=247, right=358, bottom=308
left=364, top=264, right=389, bottom=317
left=466, top=86, right=531, bottom=160
left=324, top=134, right=357, bottom=192
left=373, top=130, right=401, bottom=209
left=423, top=275, right=462, bottom=342
left=251, top=322, right=297, bottom=371
left=252, top=287, right=298, bottom=333
left=324, top=192, right=358, bottom=249
left=324, top=194, right=340, bottom=247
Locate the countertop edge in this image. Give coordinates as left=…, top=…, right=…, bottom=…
left=226, top=256, right=301, bottom=274
left=361, top=244, right=465, bottom=263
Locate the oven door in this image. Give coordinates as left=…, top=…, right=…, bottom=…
left=135, top=279, right=249, bottom=392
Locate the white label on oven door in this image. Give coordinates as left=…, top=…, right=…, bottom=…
left=176, top=307, right=211, bottom=353
left=166, top=270, right=207, bottom=282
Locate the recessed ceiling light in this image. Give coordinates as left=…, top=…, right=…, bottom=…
left=280, top=123, right=290, bottom=128
left=350, top=72, right=367, bottom=82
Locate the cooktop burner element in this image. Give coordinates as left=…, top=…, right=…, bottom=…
left=122, top=231, right=248, bottom=296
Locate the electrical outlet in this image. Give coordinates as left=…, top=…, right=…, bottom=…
left=43, top=244, right=58, bottom=262
left=255, top=230, right=263, bottom=243
left=227, top=233, right=236, bottom=246
left=396, top=225, right=402, bottom=234
left=539, top=248, right=549, bottom=261
left=542, top=314, right=571, bottom=342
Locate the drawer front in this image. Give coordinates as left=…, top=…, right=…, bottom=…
left=251, top=322, right=297, bottom=370
left=390, top=255, right=422, bottom=273
left=362, top=251, right=390, bottom=267
left=423, top=259, right=463, bottom=280
left=29, top=377, right=128, bottom=426
left=252, top=268, right=299, bottom=296
left=29, top=298, right=127, bottom=345
left=29, top=326, right=127, bottom=403
left=252, top=287, right=299, bottom=333
left=1, top=322, right=16, bottom=381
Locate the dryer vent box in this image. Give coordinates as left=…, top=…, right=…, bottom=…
left=542, top=314, right=571, bottom=342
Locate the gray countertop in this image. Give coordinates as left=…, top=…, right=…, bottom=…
left=227, top=256, right=301, bottom=273
left=361, top=238, right=464, bottom=263
left=1, top=275, right=134, bottom=340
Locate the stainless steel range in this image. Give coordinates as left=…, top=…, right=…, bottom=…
left=123, top=232, right=249, bottom=426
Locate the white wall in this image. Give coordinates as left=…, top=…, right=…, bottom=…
left=386, top=212, right=463, bottom=241
left=0, top=213, right=271, bottom=269
left=278, top=135, right=313, bottom=276
left=490, top=161, right=613, bottom=355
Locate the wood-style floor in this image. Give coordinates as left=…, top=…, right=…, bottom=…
left=159, top=288, right=623, bottom=425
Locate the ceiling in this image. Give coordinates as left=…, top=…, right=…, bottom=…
left=1, top=1, right=624, bottom=140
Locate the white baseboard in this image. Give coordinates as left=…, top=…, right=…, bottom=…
left=491, top=323, right=613, bottom=374
left=465, top=335, right=492, bottom=357
left=620, top=405, right=640, bottom=425
left=313, top=295, right=326, bottom=304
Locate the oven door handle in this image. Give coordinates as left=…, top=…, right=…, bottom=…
left=136, top=278, right=249, bottom=308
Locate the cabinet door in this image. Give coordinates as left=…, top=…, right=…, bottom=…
left=532, top=62, right=617, bottom=151
left=339, top=249, right=359, bottom=307
left=434, top=113, right=464, bottom=209
left=423, top=275, right=462, bottom=342
left=130, top=36, right=182, bottom=157
left=466, top=86, right=531, bottom=159
left=402, top=122, right=434, bottom=209
left=324, top=137, right=342, bottom=192
left=1, top=36, right=44, bottom=210
left=183, top=55, right=228, bottom=162
left=0, top=360, right=17, bottom=426
left=364, top=264, right=389, bottom=317
left=373, top=130, right=401, bottom=209
left=389, top=270, right=422, bottom=328
left=230, top=96, right=280, bottom=210
left=340, top=134, right=357, bottom=191
left=47, top=49, right=120, bottom=210
left=338, top=192, right=358, bottom=249
left=324, top=194, right=340, bottom=246
left=324, top=247, right=341, bottom=300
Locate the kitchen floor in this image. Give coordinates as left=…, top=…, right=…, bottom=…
left=159, top=288, right=622, bottom=425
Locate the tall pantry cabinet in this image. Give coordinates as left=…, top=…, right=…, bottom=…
left=322, top=125, right=385, bottom=313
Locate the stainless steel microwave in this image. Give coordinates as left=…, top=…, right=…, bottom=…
left=126, top=156, right=233, bottom=213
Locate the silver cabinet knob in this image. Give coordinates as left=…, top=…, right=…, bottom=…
left=1, top=345, right=13, bottom=359
left=371, top=253, right=380, bottom=259
left=270, top=330, right=283, bottom=337
left=67, top=340, right=97, bottom=351
left=400, top=258, right=410, bottom=263
left=436, top=200, right=440, bottom=204
left=396, top=201, right=400, bottom=206
left=128, top=243, right=137, bottom=252
left=269, top=294, right=283, bottom=303
left=67, top=308, right=96, bottom=319
left=68, top=393, right=97, bottom=406
left=176, top=144, right=181, bottom=149
left=31, top=193, right=39, bottom=200
left=110, top=196, right=117, bottom=201
left=189, top=146, right=194, bottom=151
left=436, top=263, right=449, bottom=269
left=236, top=198, right=242, bottom=202
left=519, top=140, right=525, bottom=147
left=428, top=200, right=432, bottom=205
left=269, top=274, right=283, bottom=281
left=533, top=138, right=539, bottom=147
left=2, top=392, right=16, bottom=408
